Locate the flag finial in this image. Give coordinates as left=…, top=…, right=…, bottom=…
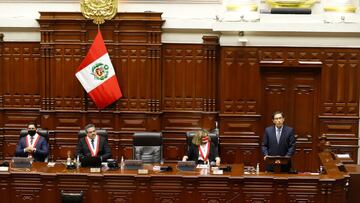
left=80, top=0, right=118, bottom=25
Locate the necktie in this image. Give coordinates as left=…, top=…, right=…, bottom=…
left=91, top=139, right=95, bottom=149
left=30, top=137, right=34, bottom=145
left=276, top=128, right=281, bottom=143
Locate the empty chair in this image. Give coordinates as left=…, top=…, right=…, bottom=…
left=133, top=132, right=163, bottom=163
left=60, top=191, right=83, bottom=203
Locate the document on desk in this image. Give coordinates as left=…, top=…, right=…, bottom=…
left=212, top=170, right=223, bottom=175
left=47, top=162, right=56, bottom=167
left=336, top=154, right=350, bottom=158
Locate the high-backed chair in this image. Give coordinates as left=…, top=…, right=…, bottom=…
left=78, top=129, right=108, bottom=141
left=20, top=129, right=49, bottom=141
left=133, top=132, right=163, bottom=163
left=186, top=131, right=219, bottom=153
left=60, top=191, right=83, bottom=203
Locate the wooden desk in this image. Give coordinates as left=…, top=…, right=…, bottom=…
left=344, top=164, right=360, bottom=203
left=0, top=161, right=348, bottom=203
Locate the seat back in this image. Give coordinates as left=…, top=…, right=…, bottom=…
left=60, top=191, right=83, bottom=203
left=186, top=131, right=219, bottom=148
left=78, top=129, right=108, bottom=142
left=133, top=132, right=163, bottom=163
left=20, top=129, right=49, bottom=141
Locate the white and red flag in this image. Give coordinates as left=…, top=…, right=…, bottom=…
left=75, top=30, right=122, bottom=109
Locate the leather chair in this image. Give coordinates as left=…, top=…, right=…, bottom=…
left=133, top=132, right=163, bottom=163
left=60, top=191, right=83, bottom=203
left=78, top=129, right=108, bottom=141
left=20, top=129, right=49, bottom=140
left=186, top=131, right=219, bottom=153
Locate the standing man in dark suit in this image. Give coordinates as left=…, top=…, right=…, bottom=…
left=76, top=124, right=111, bottom=161
left=262, top=111, right=296, bottom=172
left=15, top=122, right=49, bottom=162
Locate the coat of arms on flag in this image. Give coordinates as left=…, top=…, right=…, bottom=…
left=75, top=29, right=122, bottom=109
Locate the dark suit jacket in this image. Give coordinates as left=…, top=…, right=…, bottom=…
left=15, top=135, right=49, bottom=162
left=76, top=136, right=111, bottom=161
left=261, top=125, right=296, bottom=172
left=187, top=142, right=218, bottom=164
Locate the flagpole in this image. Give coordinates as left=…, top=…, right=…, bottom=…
left=79, top=0, right=121, bottom=131
left=99, top=109, right=103, bottom=129
left=98, top=23, right=102, bottom=130
left=76, top=21, right=122, bottom=126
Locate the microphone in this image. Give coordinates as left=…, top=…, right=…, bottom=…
left=0, top=161, right=9, bottom=167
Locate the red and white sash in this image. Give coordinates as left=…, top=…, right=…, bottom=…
left=85, top=135, right=99, bottom=157
left=198, top=142, right=210, bottom=162
left=26, top=133, right=40, bottom=149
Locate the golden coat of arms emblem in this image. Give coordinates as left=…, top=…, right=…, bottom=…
left=80, top=0, right=118, bottom=24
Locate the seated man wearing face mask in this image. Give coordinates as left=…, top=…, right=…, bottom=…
left=15, top=122, right=49, bottom=162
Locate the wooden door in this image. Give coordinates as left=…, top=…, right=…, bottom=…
left=261, top=68, right=320, bottom=172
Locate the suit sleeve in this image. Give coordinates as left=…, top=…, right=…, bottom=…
left=15, top=139, right=26, bottom=157
left=261, top=129, right=269, bottom=156
left=286, top=128, right=296, bottom=157
left=76, top=139, right=86, bottom=159
left=34, top=139, right=49, bottom=157
left=186, top=144, right=195, bottom=161
left=210, top=143, right=219, bottom=162
left=100, top=139, right=112, bottom=161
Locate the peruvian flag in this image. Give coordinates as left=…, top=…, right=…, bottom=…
left=75, top=30, right=122, bottom=109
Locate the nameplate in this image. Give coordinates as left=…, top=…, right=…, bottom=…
left=138, top=169, right=148, bottom=174
left=213, top=170, right=223, bottom=175
left=196, top=164, right=209, bottom=169
left=0, top=167, right=9, bottom=172
left=90, top=168, right=101, bottom=173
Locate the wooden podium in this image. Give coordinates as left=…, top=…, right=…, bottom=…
left=265, top=156, right=290, bottom=173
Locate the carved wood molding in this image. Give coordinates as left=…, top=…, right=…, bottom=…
left=0, top=33, right=3, bottom=109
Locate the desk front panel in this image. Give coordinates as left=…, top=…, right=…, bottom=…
left=0, top=163, right=347, bottom=203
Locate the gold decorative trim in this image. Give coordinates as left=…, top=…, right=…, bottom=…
left=324, top=6, right=356, bottom=13
left=226, top=4, right=258, bottom=12
left=80, top=0, right=118, bottom=25
left=266, top=0, right=316, bottom=8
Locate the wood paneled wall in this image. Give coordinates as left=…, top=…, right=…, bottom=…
left=219, top=47, right=359, bottom=171
left=0, top=12, right=358, bottom=172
